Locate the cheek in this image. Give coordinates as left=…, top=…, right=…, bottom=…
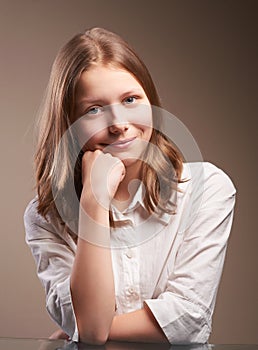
left=134, top=103, right=152, bottom=125
left=129, top=104, right=153, bottom=138
left=74, top=117, right=107, bottom=149
left=144, top=125, right=153, bottom=142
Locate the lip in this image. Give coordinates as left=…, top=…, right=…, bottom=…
left=108, top=137, right=137, bottom=149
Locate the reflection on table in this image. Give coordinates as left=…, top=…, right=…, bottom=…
left=0, top=338, right=257, bottom=350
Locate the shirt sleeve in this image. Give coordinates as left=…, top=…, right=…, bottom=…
left=24, top=199, right=79, bottom=341
left=144, top=163, right=236, bottom=344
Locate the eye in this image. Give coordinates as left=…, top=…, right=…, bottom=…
left=86, top=106, right=103, bottom=116
left=123, top=96, right=137, bottom=104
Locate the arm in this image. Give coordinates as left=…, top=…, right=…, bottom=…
left=48, top=306, right=168, bottom=343
left=70, top=150, right=125, bottom=345
left=24, top=150, right=125, bottom=344
left=48, top=305, right=167, bottom=343
left=109, top=304, right=168, bottom=343
left=70, top=207, right=115, bottom=345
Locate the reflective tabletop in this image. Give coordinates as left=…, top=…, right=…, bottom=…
left=0, top=338, right=257, bottom=350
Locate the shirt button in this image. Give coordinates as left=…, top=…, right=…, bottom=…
left=125, top=249, right=133, bottom=259
left=126, top=287, right=136, bottom=298
left=126, top=287, right=139, bottom=300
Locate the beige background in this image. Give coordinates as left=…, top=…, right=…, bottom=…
left=0, top=0, right=257, bottom=344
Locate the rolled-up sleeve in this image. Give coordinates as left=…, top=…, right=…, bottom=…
left=24, top=199, right=79, bottom=341
left=145, top=163, right=236, bottom=344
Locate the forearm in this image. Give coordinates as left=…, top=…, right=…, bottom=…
left=108, top=304, right=168, bottom=343
left=70, top=198, right=115, bottom=344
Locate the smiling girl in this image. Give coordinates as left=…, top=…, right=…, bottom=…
left=24, top=28, right=236, bottom=345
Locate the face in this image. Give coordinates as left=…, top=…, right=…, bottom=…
left=74, top=64, right=153, bottom=169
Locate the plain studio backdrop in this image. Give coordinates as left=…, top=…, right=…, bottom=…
left=0, top=0, right=257, bottom=344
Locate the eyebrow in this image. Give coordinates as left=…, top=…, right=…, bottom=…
left=76, top=88, right=144, bottom=108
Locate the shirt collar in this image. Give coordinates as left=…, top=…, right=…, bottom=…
left=111, top=183, right=173, bottom=225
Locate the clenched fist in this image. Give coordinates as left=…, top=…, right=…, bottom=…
left=81, top=150, right=126, bottom=210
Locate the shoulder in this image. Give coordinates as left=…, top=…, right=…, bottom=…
left=180, top=162, right=236, bottom=204
left=24, top=197, right=44, bottom=229
left=176, top=162, right=236, bottom=234
left=24, top=197, right=61, bottom=241
left=24, top=198, right=77, bottom=251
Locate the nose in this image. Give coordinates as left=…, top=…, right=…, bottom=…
left=109, top=123, right=129, bottom=134
left=108, top=105, right=129, bottom=134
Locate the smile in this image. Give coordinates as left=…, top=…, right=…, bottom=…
left=108, top=137, right=137, bottom=149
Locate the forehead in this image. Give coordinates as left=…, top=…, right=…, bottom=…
left=76, top=64, right=144, bottom=98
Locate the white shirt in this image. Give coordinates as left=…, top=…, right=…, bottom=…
left=24, top=162, right=236, bottom=344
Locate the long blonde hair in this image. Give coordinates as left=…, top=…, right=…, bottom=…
left=35, top=27, right=184, bottom=230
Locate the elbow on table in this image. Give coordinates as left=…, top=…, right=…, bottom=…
left=75, top=307, right=115, bottom=344
left=77, top=314, right=115, bottom=345
left=78, top=327, right=109, bottom=345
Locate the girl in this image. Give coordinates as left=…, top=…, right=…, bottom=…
left=24, top=27, right=236, bottom=345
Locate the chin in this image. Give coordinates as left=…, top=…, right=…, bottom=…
left=120, top=157, right=142, bottom=168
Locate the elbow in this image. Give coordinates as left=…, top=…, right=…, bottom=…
left=77, top=317, right=114, bottom=345
left=75, top=309, right=115, bottom=345
left=79, top=328, right=109, bottom=345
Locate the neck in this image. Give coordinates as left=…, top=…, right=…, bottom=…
left=112, top=161, right=142, bottom=211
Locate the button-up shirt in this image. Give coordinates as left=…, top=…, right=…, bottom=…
left=24, top=162, right=236, bottom=344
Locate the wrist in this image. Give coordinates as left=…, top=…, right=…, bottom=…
left=81, top=188, right=111, bottom=211
left=79, top=194, right=111, bottom=245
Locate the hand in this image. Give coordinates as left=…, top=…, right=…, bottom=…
left=81, top=150, right=126, bottom=208
left=49, top=328, right=69, bottom=340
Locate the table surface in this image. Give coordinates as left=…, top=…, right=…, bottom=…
left=0, top=338, right=257, bottom=350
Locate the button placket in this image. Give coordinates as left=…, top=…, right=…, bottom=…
left=122, top=245, right=142, bottom=309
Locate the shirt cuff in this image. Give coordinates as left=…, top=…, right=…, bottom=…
left=144, top=293, right=210, bottom=344
left=47, top=277, right=79, bottom=342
